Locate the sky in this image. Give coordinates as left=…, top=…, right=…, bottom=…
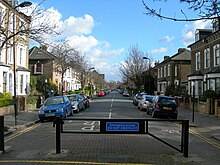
left=25, top=0, right=212, bottom=82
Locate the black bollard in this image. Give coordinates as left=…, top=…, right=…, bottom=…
left=0, top=116, right=4, bottom=152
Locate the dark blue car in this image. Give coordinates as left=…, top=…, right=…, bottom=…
left=38, top=96, right=72, bottom=122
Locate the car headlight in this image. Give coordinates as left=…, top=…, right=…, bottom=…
left=58, top=107, right=64, bottom=112
left=72, top=104, right=77, bottom=109
left=38, top=108, right=44, bottom=114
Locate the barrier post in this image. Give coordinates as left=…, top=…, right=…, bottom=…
left=0, top=116, right=4, bottom=152
left=55, top=117, right=61, bottom=154
left=182, top=120, right=189, bottom=157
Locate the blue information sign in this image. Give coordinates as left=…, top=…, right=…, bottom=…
left=106, top=122, right=139, bottom=132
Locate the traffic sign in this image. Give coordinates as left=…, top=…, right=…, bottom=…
left=106, top=122, right=139, bottom=132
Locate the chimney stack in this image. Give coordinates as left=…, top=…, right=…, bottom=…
left=40, top=45, right=48, bottom=51
left=178, top=48, right=186, bottom=53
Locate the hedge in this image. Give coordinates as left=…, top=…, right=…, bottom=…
left=0, top=98, right=13, bottom=107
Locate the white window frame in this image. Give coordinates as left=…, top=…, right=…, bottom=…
left=204, top=48, right=210, bottom=69
left=158, top=69, right=160, bottom=78
left=196, top=52, right=201, bottom=70
left=168, top=64, right=170, bottom=76
left=17, top=44, right=26, bottom=67
left=0, top=5, right=6, bottom=28
left=160, top=67, right=163, bottom=78
left=164, top=66, right=166, bottom=77
left=175, top=66, right=178, bottom=76
left=7, top=11, right=13, bottom=32
left=214, top=44, right=220, bottom=67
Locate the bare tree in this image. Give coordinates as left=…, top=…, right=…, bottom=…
left=0, top=0, right=60, bottom=52
left=119, top=45, right=149, bottom=91
left=73, top=52, right=90, bottom=93
left=50, top=42, right=78, bottom=95
left=142, top=0, right=220, bottom=21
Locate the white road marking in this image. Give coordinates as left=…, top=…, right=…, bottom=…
left=82, top=125, right=95, bottom=131
left=109, top=112, right=112, bottom=118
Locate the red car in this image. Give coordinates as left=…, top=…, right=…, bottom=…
left=98, top=91, right=105, bottom=97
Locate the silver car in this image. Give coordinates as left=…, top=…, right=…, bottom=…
left=138, top=95, right=154, bottom=111
left=67, top=94, right=85, bottom=113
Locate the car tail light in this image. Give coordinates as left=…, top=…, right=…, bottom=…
left=155, top=103, right=160, bottom=109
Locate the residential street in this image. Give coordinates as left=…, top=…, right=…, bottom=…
left=1, top=91, right=220, bottom=165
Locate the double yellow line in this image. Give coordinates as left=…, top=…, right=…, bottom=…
left=189, top=128, right=220, bottom=149
left=5, top=124, right=40, bottom=142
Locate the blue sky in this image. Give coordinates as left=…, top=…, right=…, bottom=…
left=27, top=0, right=212, bottom=81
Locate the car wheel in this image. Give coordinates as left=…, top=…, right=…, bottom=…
left=64, top=111, right=68, bottom=118
left=82, top=104, right=86, bottom=111
left=146, top=108, right=150, bottom=115
left=172, top=114, right=178, bottom=119
left=140, top=105, right=143, bottom=111
left=77, top=106, right=80, bottom=113
left=40, top=118, right=44, bottom=123
left=70, top=109, right=74, bottom=116
left=152, top=110, right=156, bottom=118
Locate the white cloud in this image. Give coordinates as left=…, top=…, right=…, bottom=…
left=182, top=20, right=212, bottom=46
left=159, top=36, right=174, bottom=43
left=150, top=47, right=168, bottom=55
left=62, top=14, right=94, bottom=36
left=67, top=35, right=98, bottom=52
left=27, top=6, right=123, bottom=81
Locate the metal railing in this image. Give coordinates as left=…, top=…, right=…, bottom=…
left=53, top=118, right=189, bottom=157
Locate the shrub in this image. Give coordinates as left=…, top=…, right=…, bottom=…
left=199, top=95, right=207, bottom=102
left=0, top=98, right=13, bottom=107
left=203, top=90, right=216, bottom=99
left=26, top=96, right=38, bottom=104
left=4, top=92, right=12, bottom=99
left=0, top=93, right=4, bottom=98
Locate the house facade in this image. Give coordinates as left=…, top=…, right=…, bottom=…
left=0, top=0, right=30, bottom=96
left=153, top=48, right=191, bottom=95
left=29, top=46, right=81, bottom=93
left=188, top=18, right=220, bottom=97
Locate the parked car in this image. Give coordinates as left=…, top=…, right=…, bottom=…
left=138, top=95, right=154, bottom=111
left=147, top=95, right=178, bottom=119
left=80, top=94, right=90, bottom=108
left=67, top=94, right=85, bottom=113
left=133, top=92, right=147, bottom=106
left=122, top=90, right=129, bottom=97
left=98, top=91, right=105, bottom=97
left=38, top=96, right=72, bottom=122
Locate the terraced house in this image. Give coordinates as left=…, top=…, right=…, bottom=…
left=0, top=0, right=31, bottom=96
left=188, top=18, right=220, bottom=97
left=153, top=48, right=191, bottom=95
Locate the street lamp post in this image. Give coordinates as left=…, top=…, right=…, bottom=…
left=44, top=79, right=48, bottom=99
left=192, top=81, right=195, bottom=123
left=89, top=67, right=95, bottom=98
left=13, top=1, right=32, bottom=125
left=143, top=57, right=151, bottom=94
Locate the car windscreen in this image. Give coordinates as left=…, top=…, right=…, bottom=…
left=145, top=96, right=154, bottom=101
left=159, top=98, right=176, bottom=105
left=67, top=95, right=77, bottom=101
left=44, top=97, right=64, bottom=106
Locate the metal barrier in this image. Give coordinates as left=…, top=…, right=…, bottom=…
left=53, top=118, right=189, bottom=157
left=0, top=116, right=4, bottom=153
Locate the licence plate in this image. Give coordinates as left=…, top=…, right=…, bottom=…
left=163, top=107, right=172, bottom=110
left=45, top=113, right=55, bottom=117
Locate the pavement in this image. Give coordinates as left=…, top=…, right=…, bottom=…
left=3, top=110, right=40, bottom=136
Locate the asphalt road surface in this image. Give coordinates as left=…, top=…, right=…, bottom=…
left=1, top=91, right=220, bottom=165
